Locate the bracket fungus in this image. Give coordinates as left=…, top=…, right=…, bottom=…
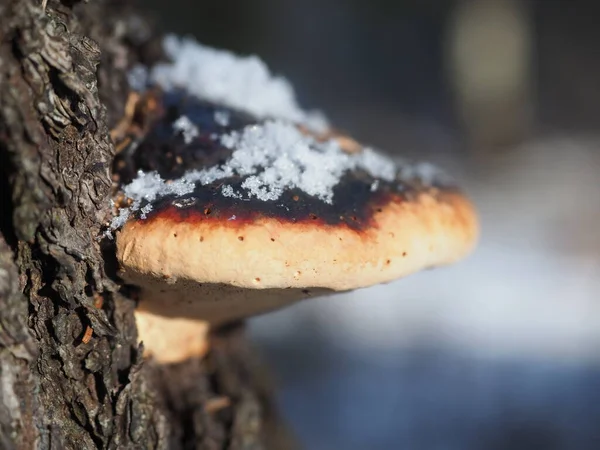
left=109, top=36, right=479, bottom=363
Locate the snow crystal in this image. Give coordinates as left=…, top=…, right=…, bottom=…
left=107, top=120, right=445, bottom=236
left=127, top=64, right=149, bottom=91
left=399, top=162, right=454, bottom=186
left=214, top=110, right=230, bottom=127
left=107, top=171, right=196, bottom=236
left=221, top=185, right=242, bottom=199
left=123, top=171, right=196, bottom=201
left=172, top=198, right=198, bottom=208
left=149, top=35, right=328, bottom=132
left=108, top=207, right=130, bottom=235
left=357, top=148, right=397, bottom=182
left=172, top=115, right=199, bottom=144
left=139, top=203, right=153, bottom=219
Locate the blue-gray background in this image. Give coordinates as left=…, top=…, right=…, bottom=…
left=143, top=1, right=600, bottom=448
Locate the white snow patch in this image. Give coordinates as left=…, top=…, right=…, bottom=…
left=399, top=161, right=454, bottom=186
left=149, top=35, right=328, bottom=132
left=106, top=171, right=196, bottom=236
left=221, top=184, right=242, bottom=199
left=108, top=120, right=441, bottom=235
left=214, top=120, right=396, bottom=202
left=139, top=203, right=153, bottom=219
left=172, top=115, right=199, bottom=144
left=214, top=110, right=230, bottom=127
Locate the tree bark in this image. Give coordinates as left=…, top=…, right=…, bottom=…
left=0, top=1, right=295, bottom=448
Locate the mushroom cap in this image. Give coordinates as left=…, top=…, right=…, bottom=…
left=118, top=190, right=476, bottom=324
left=113, top=89, right=479, bottom=325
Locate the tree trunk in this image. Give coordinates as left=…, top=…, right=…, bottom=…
left=0, top=1, right=295, bottom=448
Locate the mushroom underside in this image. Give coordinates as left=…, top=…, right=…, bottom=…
left=131, top=276, right=334, bottom=364
left=131, top=272, right=336, bottom=325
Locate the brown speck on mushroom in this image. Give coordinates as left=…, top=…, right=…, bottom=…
left=238, top=236, right=244, bottom=241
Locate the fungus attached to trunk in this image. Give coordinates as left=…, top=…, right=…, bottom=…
left=109, top=37, right=479, bottom=363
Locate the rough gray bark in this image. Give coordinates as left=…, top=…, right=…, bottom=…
left=0, top=1, right=295, bottom=448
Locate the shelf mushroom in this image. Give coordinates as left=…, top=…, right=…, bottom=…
left=110, top=91, right=478, bottom=364
left=109, top=37, right=479, bottom=363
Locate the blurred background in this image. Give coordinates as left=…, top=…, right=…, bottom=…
left=143, top=1, right=600, bottom=448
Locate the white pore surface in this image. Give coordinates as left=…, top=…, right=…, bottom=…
left=250, top=135, right=600, bottom=364
left=149, top=35, right=328, bottom=132
left=108, top=120, right=440, bottom=234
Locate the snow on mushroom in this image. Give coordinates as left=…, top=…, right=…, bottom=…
left=108, top=36, right=479, bottom=364
left=150, top=34, right=328, bottom=132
